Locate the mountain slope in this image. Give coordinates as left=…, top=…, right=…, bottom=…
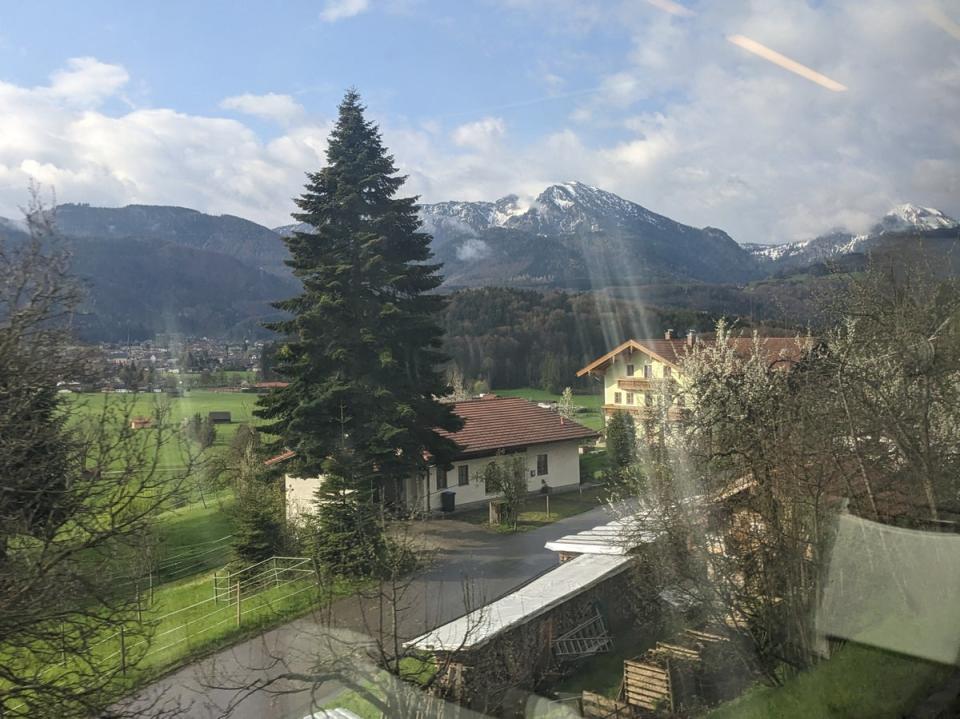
left=746, top=204, right=960, bottom=273
left=54, top=203, right=290, bottom=277
left=422, top=182, right=762, bottom=287
left=0, top=212, right=296, bottom=341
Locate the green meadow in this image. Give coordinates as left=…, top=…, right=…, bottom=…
left=493, top=387, right=604, bottom=430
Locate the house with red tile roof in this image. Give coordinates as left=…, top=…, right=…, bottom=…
left=284, top=395, right=599, bottom=519
left=577, top=330, right=808, bottom=426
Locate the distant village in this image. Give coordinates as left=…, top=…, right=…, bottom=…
left=60, top=335, right=269, bottom=394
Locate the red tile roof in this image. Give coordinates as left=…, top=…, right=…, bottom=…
left=264, top=449, right=296, bottom=467
left=437, top=396, right=599, bottom=458
left=578, top=336, right=810, bottom=376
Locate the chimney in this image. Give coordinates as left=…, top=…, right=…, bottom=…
left=664, top=329, right=674, bottom=340
left=686, top=329, right=696, bottom=347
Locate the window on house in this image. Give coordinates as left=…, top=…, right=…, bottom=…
left=645, top=393, right=654, bottom=407
left=537, top=453, right=548, bottom=476
left=643, top=364, right=653, bottom=379
left=436, top=466, right=448, bottom=489
left=458, top=465, right=469, bottom=486
left=664, top=366, right=672, bottom=378
left=626, top=392, right=634, bottom=405
left=614, top=391, right=622, bottom=404
left=484, top=462, right=495, bottom=494
left=626, top=363, right=635, bottom=377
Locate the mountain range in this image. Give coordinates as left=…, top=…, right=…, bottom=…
left=1, top=185, right=956, bottom=340
left=743, top=203, right=959, bottom=274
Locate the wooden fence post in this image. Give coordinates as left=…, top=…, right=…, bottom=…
left=235, top=580, right=241, bottom=627
left=119, top=626, right=126, bottom=676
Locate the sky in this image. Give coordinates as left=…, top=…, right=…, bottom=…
left=0, top=0, right=958, bottom=244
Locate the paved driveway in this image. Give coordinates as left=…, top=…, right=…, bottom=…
left=122, top=504, right=617, bottom=719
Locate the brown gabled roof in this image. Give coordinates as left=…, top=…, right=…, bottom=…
left=577, top=336, right=810, bottom=377
left=264, top=449, right=296, bottom=467
left=576, top=339, right=678, bottom=377
left=436, top=396, right=599, bottom=458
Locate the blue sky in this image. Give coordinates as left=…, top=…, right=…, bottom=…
left=0, top=1, right=958, bottom=243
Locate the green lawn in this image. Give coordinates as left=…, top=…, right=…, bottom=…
left=705, top=643, right=951, bottom=719
left=69, top=390, right=267, bottom=451
left=456, top=486, right=608, bottom=532
left=495, top=388, right=605, bottom=431
left=152, top=495, right=237, bottom=582
left=9, top=560, right=361, bottom=713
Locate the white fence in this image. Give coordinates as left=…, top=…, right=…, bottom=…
left=29, top=555, right=320, bottom=695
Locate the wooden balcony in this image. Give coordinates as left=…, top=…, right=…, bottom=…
left=602, top=404, right=688, bottom=422
left=617, top=377, right=676, bottom=391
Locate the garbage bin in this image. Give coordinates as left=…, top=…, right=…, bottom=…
left=440, top=490, right=456, bottom=513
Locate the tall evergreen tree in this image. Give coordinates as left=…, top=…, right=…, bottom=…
left=605, top=410, right=636, bottom=480
left=257, top=90, right=462, bottom=499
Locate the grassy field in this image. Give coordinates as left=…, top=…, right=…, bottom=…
left=494, top=387, right=605, bottom=431
left=70, top=389, right=266, bottom=441
left=705, top=643, right=951, bottom=719
left=152, top=495, right=237, bottom=582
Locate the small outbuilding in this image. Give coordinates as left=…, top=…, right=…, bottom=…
left=208, top=411, right=232, bottom=424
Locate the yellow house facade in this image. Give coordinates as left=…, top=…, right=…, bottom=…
left=578, top=331, right=809, bottom=426
left=577, top=332, right=692, bottom=425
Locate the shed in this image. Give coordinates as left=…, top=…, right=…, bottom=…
left=405, top=553, right=633, bottom=653
left=208, top=411, right=232, bottom=424
left=544, top=516, right=660, bottom=560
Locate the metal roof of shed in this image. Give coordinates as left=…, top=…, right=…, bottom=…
left=544, top=517, right=659, bottom=556
left=404, top=553, right=633, bottom=652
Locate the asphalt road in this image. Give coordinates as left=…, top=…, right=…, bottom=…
left=122, top=503, right=617, bottom=719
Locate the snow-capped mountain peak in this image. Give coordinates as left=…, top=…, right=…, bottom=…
left=875, top=203, right=959, bottom=234
left=745, top=203, right=959, bottom=270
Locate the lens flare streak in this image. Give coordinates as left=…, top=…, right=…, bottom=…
left=727, top=34, right=848, bottom=92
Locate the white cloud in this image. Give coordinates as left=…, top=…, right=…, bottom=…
left=0, top=60, right=329, bottom=226
left=451, top=117, right=505, bottom=150
left=46, top=57, right=129, bottom=106
left=220, top=93, right=304, bottom=125
left=3, top=4, right=960, bottom=249
left=319, top=0, right=369, bottom=23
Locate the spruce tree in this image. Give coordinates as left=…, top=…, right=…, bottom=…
left=257, top=90, right=462, bottom=504
left=605, top=410, right=636, bottom=480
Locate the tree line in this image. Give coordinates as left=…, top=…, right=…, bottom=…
left=442, top=287, right=719, bottom=392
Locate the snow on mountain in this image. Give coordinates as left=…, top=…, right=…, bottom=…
left=873, top=203, right=959, bottom=234
left=421, top=181, right=759, bottom=286
left=420, top=181, right=702, bottom=238
left=746, top=204, right=959, bottom=271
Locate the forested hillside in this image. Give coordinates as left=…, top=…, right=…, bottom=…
left=440, top=287, right=718, bottom=390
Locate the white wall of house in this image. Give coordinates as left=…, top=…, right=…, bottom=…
left=284, top=473, right=323, bottom=522
left=285, top=438, right=585, bottom=520
left=406, top=438, right=583, bottom=514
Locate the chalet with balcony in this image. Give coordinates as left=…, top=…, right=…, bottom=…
left=578, top=330, right=806, bottom=425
